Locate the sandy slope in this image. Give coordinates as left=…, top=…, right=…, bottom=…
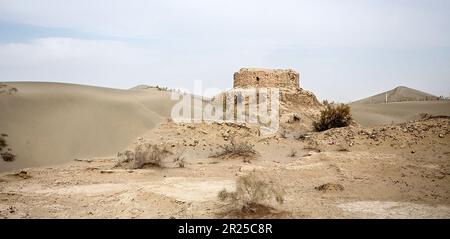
left=351, top=101, right=450, bottom=127
left=354, top=86, right=439, bottom=104
left=0, top=82, right=176, bottom=172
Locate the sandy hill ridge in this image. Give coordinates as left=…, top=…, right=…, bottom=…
left=0, top=82, right=177, bottom=172
left=354, top=86, right=439, bottom=104
left=350, top=86, right=449, bottom=126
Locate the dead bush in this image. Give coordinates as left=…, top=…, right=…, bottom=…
left=218, top=172, right=284, bottom=215
left=288, top=149, right=297, bottom=157
left=336, top=144, right=350, bottom=152
left=211, top=137, right=257, bottom=159
left=0, top=136, right=7, bottom=151
left=0, top=135, right=15, bottom=162
left=134, top=143, right=172, bottom=168
left=419, top=112, right=432, bottom=119
left=173, top=154, right=186, bottom=168
left=303, top=138, right=321, bottom=152
left=315, top=183, right=344, bottom=192
left=1, top=152, right=16, bottom=162
left=116, top=143, right=172, bottom=169
left=313, top=104, right=352, bottom=132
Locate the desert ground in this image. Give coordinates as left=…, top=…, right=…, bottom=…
left=0, top=81, right=449, bottom=219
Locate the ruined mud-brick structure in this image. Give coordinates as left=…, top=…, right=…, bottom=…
left=211, top=67, right=322, bottom=133
left=231, top=68, right=322, bottom=132
left=231, top=68, right=320, bottom=107
left=233, top=68, right=300, bottom=90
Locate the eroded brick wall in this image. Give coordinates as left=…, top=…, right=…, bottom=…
left=233, top=68, right=299, bottom=89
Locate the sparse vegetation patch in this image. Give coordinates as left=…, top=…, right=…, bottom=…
left=211, top=136, right=257, bottom=159
left=116, top=143, right=172, bottom=169
left=313, top=104, right=353, bottom=132
left=218, top=172, right=284, bottom=216
left=0, top=133, right=15, bottom=162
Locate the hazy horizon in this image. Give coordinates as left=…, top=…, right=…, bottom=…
left=0, top=0, right=449, bottom=102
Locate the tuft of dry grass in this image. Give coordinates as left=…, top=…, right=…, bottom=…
left=288, top=149, right=297, bottom=157
left=218, top=172, right=284, bottom=215
left=0, top=134, right=15, bottom=162
left=1, top=152, right=16, bottom=162
left=315, top=183, right=344, bottom=192
left=116, top=143, right=172, bottom=169
left=211, top=137, right=257, bottom=159
left=133, top=143, right=172, bottom=168
left=336, top=144, right=350, bottom=152
left=303, top=138, right=321, bottom=152
left=173, top=154, right=186, bottom=168
left=0, top=137, right=6, bottom=151
left=313, top=104, right=353, bottom=132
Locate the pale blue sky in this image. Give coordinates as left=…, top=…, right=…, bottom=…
left=0, top=0, right=449, bottom=102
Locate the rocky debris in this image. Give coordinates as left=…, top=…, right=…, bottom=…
left=165, top=140, right=177, bottom=147
left=14, top=170, right=31, bottom=179
left=281, top=113, right=301, bottom=124
left=74, top=158, right=93, bottom=163
left=190, top=140, right=199, bottom=147
left=0, top=170, right=32, bottom=182
left=221, top=129, right=231, bottom=141
left=310, top=118, right=449, bottom=150
left=8, top=206, right=16, bottom=214
left=186, top=124, right=196, bottom=130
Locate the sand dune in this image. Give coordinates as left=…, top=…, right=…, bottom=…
left=0, top=82, right=177, bottom=172
left=351, top=86, right=449, bottom=127
left=351, top=101, right=450, bottom=127
left=354, top=86, right=439, bottom=104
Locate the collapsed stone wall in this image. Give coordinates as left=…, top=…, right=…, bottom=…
left=233, top=68, right=299, bottom=90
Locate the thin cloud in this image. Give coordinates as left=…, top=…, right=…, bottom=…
left=0, top=0, right=449, bottom=101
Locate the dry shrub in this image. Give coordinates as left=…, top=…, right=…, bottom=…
left=116, top=143, right=172, bottom=169
left=0, top=84, right=18, bottom=95
left=303, top=138, right=321, bottom=152
left=0, top=135, right=15, bottom=162
left=313, top=104, right=352, bottom=132
left=288, top=149, right=297, bottom=157
left=134, top=143, right=172, bottom=168
left=315, top=183, right=344, bottom=192
left=173, top=154, right=186, bottom=168
left=218, top=172, right=284, bottom=215
left=0, top=137, right=6, bottom=151
left=336, top=144, right=350, bottom=152
left=211, top=137, right=257, bottom=159
left=1, top=152, right=16, bottom=162
left=419, top=112, right=432, bottom=119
